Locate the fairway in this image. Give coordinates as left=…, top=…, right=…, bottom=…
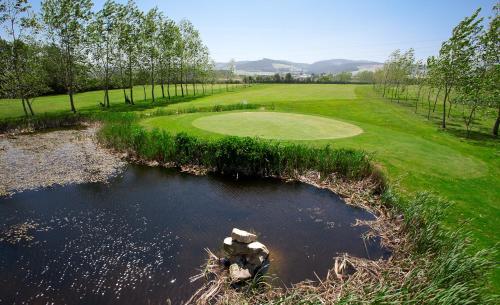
left=190, top=112, right=363, bottom=140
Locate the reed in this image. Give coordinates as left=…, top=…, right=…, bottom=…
left=98, top=119, right=374, bottom=181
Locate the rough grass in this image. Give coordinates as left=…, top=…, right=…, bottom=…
left=131, top=84, right=499, bottom=289
left=96, top=116, right=496, bottom=304
left=1, top=83, right=498, bottom=290
left=98, top=119, right=373, bottom=180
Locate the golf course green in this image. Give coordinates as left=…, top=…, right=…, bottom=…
left=183, top=112, right=361, bottom=140
left=1, top=84, right=499, bottom=287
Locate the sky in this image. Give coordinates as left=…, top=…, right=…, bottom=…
left=35, top=0, right=498, bottom=63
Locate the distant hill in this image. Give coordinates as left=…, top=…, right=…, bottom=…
left=215, top=58, right=382, bottom=75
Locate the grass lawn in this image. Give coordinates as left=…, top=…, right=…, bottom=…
left=1, top=83, right=499, bottom=289
left=137, top=84, right=499, bottom=288
left=0, top=83, right=235, bottom=119
left=144, top=111, right=363, bottom=140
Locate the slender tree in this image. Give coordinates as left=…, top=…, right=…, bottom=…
left=41, top=0, right=93, bottom=113
left=88, top=0, right=119, bottom=108
left=482, top=4, right=500, bottom=136
left=434, top=9, right=483, bottom=128
left=141, top=8, right=161, bottom=103
left=0, top=0, right=48, bottom=116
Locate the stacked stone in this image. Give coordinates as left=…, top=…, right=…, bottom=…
left=222, top=228, right=269, bottom=282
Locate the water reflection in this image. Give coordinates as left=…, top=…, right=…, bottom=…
left=0, top=165, right=389, bottom=304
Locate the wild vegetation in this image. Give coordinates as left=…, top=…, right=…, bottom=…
left=0, top=0, right=499, bottom=304
left=96, top=109, right=496, bottom=304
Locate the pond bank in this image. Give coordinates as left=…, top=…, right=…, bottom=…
left=0, top=125, right=125, bottom=197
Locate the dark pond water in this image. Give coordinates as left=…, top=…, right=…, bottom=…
left=0, top=165, right=388, bottom=305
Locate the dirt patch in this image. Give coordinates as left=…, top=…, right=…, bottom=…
left=0, top=125, right=126, bottom=197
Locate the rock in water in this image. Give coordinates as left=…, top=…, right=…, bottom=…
left=247, top=241, right=269, bottom=256
left=221, top=228, right=270, bottom=282
left=229, top=263, right=252, bottom=282
left=223, top=237, right=249, bottom=255
left=231, top=228, right=257, bottom=243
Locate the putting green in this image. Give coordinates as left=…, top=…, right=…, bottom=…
left=191, top=112, right=363, bottom=140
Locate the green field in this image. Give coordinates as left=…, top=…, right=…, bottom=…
left=137, top=84, right=499, bottom=280
left=0, top=83, right=235, bottom=119
left=144, top=111, right=363, bottom=140
left=1, top=83, right=499, bottom=287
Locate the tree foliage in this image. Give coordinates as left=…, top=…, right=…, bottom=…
left=0, top=0, right=214, bottom=114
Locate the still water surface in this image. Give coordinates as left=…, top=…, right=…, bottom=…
left=0, top=165, right=388, bottom=304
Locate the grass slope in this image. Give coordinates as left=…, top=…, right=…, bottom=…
left=1, top=83, right=499, bottom=288
left=137, top=84, right=499, bottom=288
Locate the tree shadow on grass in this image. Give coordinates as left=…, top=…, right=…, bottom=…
left=96, top=95, right=205, bottom=114
left=445, top=126, right=499, bottom=148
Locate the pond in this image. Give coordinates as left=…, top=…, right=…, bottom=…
left=0, top=165, right=389, bottom=305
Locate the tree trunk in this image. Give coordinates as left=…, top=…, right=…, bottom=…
left=26, top=99, right=34, bottom=116
left=417, top=85, right=423, bottom=101
left=382, top=72, right=388, bottom=97
left=166, top=61, right=171, bottom=100
left=21, top=99, right=28, bottom=117
left=492, top=105, right=500, bottom=136
left=192, top=70, right=196, bottom=96
left=167, top=80, right=171, bottom=100
left=427, top=96, right=432, bottom=120
left=433, top=87, right=441, bottom=112
left=69, top=91, right=76, bottom=113
left=143, top=85, right=146, bottom=101
left=151, top=56, right=155, bottom=103
left=129, top=56, right=134, bottom=105
left=105, top=43, right=110, bottom=108
left=180, top=68, right=184, bottom=97
left=123, top=89, right=128, bottom=104
left=442, top=85, right=449, bottom=129
left=465, top=106, right=477, bottom=138
left=160, top=60, right=165, bottom=99
left=104, top=89, right=110, bottom=108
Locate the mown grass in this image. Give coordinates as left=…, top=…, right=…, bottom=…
left=97, top=114, right=496, bottom=304
left=0, top=83, right=241, bottom=119
left=98, top=116, right=373, bottom=180
left=1, top=83, right=498, bottom=293
left=129, top=85, right=499, bottom=278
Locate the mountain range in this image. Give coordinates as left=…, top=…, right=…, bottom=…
left=215, top=58, right=382, bottom=75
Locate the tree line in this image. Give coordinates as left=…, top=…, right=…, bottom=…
left=374, top=4, right=499, bottom=136
left=244, top=70, right=375, bottom=84
left=0, top=0, right=216, bottom=115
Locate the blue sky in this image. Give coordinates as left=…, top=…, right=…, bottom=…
left=37, top=0, right=499, bottom=63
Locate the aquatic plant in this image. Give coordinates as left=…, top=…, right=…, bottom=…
left=98, top=120, right=373, bottom=180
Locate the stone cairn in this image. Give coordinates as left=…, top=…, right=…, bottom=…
left=221, top=228, right=270, bottom=282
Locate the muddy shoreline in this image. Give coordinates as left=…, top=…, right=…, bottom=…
left=0, top=125, right=126, bottom=197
